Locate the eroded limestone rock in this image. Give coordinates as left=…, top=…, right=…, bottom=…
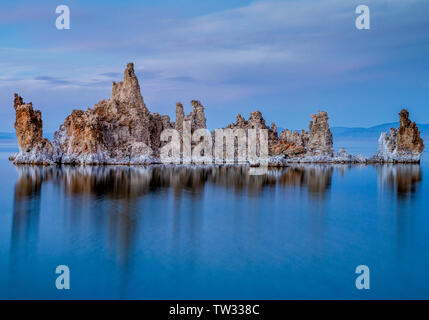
left=279, top=129, right=309, bottom=148
left=225, top=110, right=305, bottom=158
left=278, top=111, right=333, bottom=157
left=307, top=111, right=334, bottom=156
left=185, top=100, right=207, bottom=132
left=373, top=109, right=424, bottom=162
left=174, top=102, right=185, bottom=136
left=52, top=62, right=167, bottom=164
left=11, top=94, right=58, bottom=164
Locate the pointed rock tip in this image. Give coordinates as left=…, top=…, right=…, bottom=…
left=126, top=62, right=134, bottom=71
left=190, top=100, right=204, bottom=109
left=14, top=93, right=26, bottom=109
left=14, top=93, right=21, bottom=102
left=249, top=110, right=263, bottom=118
left=399, top=109, right=409, bottom=118
left=124, top=62, right=136, bottom=78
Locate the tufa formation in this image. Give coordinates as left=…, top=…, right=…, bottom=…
left=373, top=109, right=424, bottom=162
left=10, top=63, right=424, bottom=165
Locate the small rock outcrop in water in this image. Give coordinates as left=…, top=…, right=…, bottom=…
left=10, top=63, right=424, bottom=165
left=307, top=112, right=334, bottom=156
left=372, top=109, right=424, bottom=162
left=278, top=111, right=334, bottom=159
left=11, top=94, right=59, bottom=164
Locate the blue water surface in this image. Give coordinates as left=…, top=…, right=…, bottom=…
left=0, top=140, right=428, bottom=299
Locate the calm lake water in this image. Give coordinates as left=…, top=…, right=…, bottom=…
left=0, top=140, right=428, bottom=299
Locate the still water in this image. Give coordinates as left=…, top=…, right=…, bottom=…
left=0, top=145, right=428, bottom=299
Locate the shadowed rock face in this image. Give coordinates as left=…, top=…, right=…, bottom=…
left=374, top=109, right=424, bottom=163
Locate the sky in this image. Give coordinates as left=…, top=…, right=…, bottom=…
left=0, top=0, right=428, bottom=133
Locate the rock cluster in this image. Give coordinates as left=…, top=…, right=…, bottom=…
left=224, top=111, right=306, bottom=157
left=278, top=111, right=334, bottom=157
left=373, top=109, right=424, bottom=162
left=172, top=100, right=208, bottom=160
left=10, top=63, right=424, bottom=165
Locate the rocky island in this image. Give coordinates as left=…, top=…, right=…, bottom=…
left=9, top=63, right=424, bottom=165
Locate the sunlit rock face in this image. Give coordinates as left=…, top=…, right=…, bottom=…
left=11, top=94, right=59, bottom=164
left=278, top=111, right=336, bottom=162
left=373, top=109, right=424, bottom=163
left=53, top=63, right=165, bottom=164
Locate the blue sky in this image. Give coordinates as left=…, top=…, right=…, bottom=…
left=1, top=0, right=428, bottom=132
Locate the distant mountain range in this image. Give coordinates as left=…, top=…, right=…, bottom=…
left=331, top=122, right=429, bottom=139
left=330, top=122, right=429, bottom=156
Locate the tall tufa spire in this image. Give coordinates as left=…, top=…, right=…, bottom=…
left=111, top=62, right=146, bottom=111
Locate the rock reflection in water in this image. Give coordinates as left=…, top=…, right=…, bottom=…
left=11, top=166, right=43, bottom=258
left=12, top=164, right=336, bottom=200
left=278, top=165, right=334, bottom=199
left=10, top=165, right=334, bottom=265
left=376, top=164, right=422, bottom=200
left=10, top=163, right=422, bottom=270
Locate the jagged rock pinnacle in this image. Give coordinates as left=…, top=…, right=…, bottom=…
left=111, top=62, right=147, bottom=111
left=374, top=108, right=424, bottom=162
left=11, top=93, right=58, bottom=164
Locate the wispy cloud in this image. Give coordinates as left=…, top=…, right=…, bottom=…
left=0, top=0, right=428, bottom=132
left=34, top=76, right=71, bottom=85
